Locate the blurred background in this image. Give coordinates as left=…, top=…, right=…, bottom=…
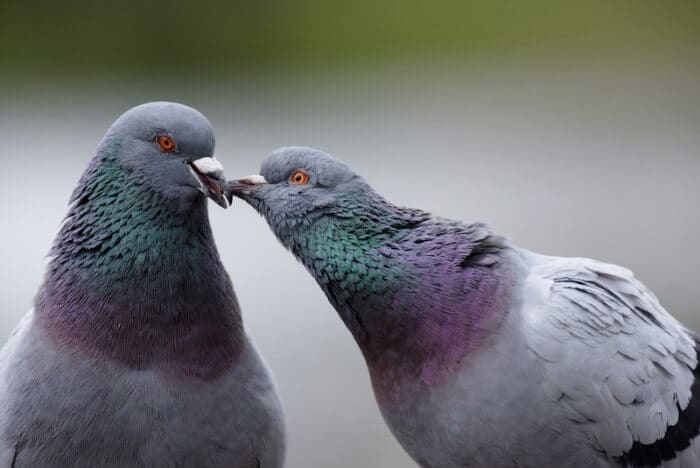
left=1, top=1, right=699, bottom=466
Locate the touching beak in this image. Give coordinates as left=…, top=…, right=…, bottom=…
left=188, top=157, right=230, bottom=209
left=225, top=175, right=268, bottom=204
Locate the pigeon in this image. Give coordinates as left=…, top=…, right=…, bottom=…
left=228, top=146, right=700, bottom=468
left=0, top=102, right=285, bottom=468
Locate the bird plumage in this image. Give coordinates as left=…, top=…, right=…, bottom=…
left=0, top=103, right=285, bottom=467
left=231, top=146, right=699, bottom=467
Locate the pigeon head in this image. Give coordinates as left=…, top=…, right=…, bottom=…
left=228, top=146, right=385, bottom=244
left=99, top=101, right=229, bottom=210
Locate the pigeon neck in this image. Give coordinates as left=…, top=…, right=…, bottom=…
left=296, top=202, right=426, bottom=312
left=300, top=212, right=515, bottom=403
left=37, top=148, right=243, bottom=380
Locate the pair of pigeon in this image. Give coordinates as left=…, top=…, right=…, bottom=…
left=0, top=102, right=697, bottom=467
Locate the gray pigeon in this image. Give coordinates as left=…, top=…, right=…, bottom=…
left=0, top=103, right=286, bottom=467
left=229, top=146, right=700, bottom=468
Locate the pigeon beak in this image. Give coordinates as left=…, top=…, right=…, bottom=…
left=225, top=175, right=268, bottom=203
left=187, top=157, right=230, bottom=209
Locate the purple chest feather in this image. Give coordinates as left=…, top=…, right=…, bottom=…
left=332, top=221, right=516, bottom=405
left=37, top=262, right=244, bottom=381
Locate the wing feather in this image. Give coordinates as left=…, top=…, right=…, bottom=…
left=522, top=256, right=697, bottom=463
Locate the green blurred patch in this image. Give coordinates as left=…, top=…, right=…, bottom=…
left=1, top=0, right=698, bottom=76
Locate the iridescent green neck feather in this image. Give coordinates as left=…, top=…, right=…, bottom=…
left=283, top=194, right=514, bottom=402
left=38, top=138, right=242, bottom=379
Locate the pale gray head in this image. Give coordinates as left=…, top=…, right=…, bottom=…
left=228, top=146, right=380, bottom=239
left=102, top=101, right=229, bottom=208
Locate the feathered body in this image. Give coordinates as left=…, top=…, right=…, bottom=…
left=234, top=146, right=700, bottom=467
left=0, top=104, right=285, bottom=467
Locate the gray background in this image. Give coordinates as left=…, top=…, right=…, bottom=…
left=1, top=57, right=699, bottom=466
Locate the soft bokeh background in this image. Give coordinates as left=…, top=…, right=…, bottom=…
left=1, top=2, right=699, bottom=466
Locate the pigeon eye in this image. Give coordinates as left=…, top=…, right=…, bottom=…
left=156, top=135, right=176, bottom=152
left=290, top=169, right=309, bottom=185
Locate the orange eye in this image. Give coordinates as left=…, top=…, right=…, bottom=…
left=290, top=169, right=309, bottom=185
left=157, top=135, right=175, bottom=152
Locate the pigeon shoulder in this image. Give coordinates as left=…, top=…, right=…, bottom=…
left=0, top=309, right=33, bottom=370
left=0, top=309, right=34, bottom=467
left=0, top=309, right=37, bottom=409
left=517, top=252, right=700, bottom=465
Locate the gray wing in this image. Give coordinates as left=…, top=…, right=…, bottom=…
left=0, top=310, right=34, bottom=468
left=522, top=257, right=700, bottom=465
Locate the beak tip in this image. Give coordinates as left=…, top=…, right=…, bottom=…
left=224, top=184, right=236, bottom=204
left=226, top=175, right=268, bottom=199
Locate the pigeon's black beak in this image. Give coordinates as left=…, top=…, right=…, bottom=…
left=225, top=175, right=268, bottom=204
left=187, top=158, right=230, bottom=209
